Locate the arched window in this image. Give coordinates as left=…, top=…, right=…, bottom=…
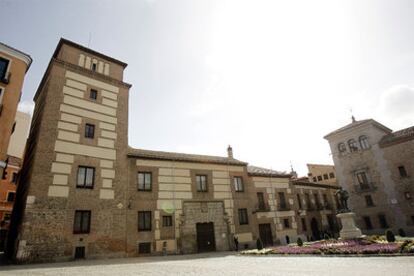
left=359, top=135, right=369, bottom=149
left=338, top=143, right=346, bottom=153
left=348, top=139, right=358, bottom=152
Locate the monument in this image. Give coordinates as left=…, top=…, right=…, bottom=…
left=335, top=187, right=362, bottom=239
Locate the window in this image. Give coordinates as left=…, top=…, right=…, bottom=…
left=338, top=143, right=346, bottom=153
left=365, top=195, right=374, bottom=207
left=234, top=177, right=244, bottom=192
left=238, top=208, right=248, bottom=225
left=138, top=172, right=152, bottom=191
left=77, top=166, right=95, bottom=188
left=11, top=172, right=18, bottom=183
left=297, top=194, right=302, bottom=209
left=398, top=166, right=408, bottom=178
left=138, top=242, right=151, bottom=253
left=4, top=213, right=11, bottom=221
left=85, top=123, right=95, bottom=138
left=162, top=216, right=173, bottom=227
left=91, top=63, right=97, bottom=72
left=0, top=57, right=10, bottom=81
left=257, top=192, right=266, bottom=210
left=329, top=172, right=335, bottom=179
left=363, top=216, right=373, bottom=230
left=348, top=139, right=358, bottom=152
left=89, top=89, right=97, bottom=100
left=312, top=177, right=317, bottom=182
left=74, top=246, right=85, bottom=259
left=278, top=192, right=288, bottom=210
left=323, top=174, right=328, bottom=180
left=317, top=175, right=322, bottom=181
left=6, top=192, right=15, bottom=202
left=305, top=193, right=312, bottom=210
left=196, top=175, right=207, bottom=192
left=314, top=194, right=321, bottom=209
left=301, top=218, right=307, bottom=231
left=323, top=194, right=328, bottom=208
left=356, top=171, right=369, bottom=189
left=378, top=214, right=388, bottom=228
left=359, top=135, right=369, bottom=149
left=283, top=218, right=290, bottom=228
left=73, top=210, right=91, bottom=234
left=138, top=211, right=152, bottom=231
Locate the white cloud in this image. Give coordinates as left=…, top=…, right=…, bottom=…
left=376, top=85, right=414, bottom=129
left=17, top=100, right=35, bottom=115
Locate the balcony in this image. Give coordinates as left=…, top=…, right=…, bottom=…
left=255, top=203, right=271, bottom=212
left=278, top=205, right=291, bottom=211
left=354, top=183, right=377, bottom=193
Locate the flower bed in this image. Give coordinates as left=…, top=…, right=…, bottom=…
left=241, top=237, right=414, bottom=256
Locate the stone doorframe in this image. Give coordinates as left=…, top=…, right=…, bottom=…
left=178, top=201, right=230, bottom=254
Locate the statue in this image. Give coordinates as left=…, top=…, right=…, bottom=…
left=335, top=187, right=349, bottom=212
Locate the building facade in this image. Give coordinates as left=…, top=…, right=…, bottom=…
left=8, top=39, right=339, bottom=263
left=324, top=118, right=414, bottom=236
left=307, top=164, right=337, bottom=185
left=0, top=42, right=31, bottom=178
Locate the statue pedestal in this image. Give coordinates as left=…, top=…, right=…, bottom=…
left=336, top=212, right=362, bottom=239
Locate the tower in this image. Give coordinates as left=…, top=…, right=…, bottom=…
left=7, top=39, right=132, bottom=262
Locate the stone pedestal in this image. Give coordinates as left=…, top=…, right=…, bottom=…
left=336, top=212, right=362, bottom=239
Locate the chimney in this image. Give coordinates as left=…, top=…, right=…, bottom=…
left=227, top=145, right=233, bottom=158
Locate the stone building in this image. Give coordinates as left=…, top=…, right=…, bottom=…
left=307, top=164, right=337, bottom=185
left=324, top=118, right=414, bottom=236
left=0, top=42, right=32, bottom=178
left=7, top=39, right=339, bottom=262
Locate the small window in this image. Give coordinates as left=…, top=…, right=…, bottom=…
left=329, top=172, right=335, bottom=178
left=378, top=214, right=388, bottom=228
left=365, top=195, right=374, bottom=207
left=234, top=177, right=244, bottom=192
left=317, top=175, right=322, bottom=181
left=356, top=172, right=369, bottom=189
left=196, top=175, right=207, bottom=192
left=6, top=192, right=15, bottom=202
left=91, top=63, right=97, bottom=72
left=359, top=135, right=369, bottom=149
left=74, top=246, right=85, bottom=259
left=278, top=192, right=288, bottom=210
left=301, top=218, right=307, bottom=231
left=138, top=242, right=151, bottom=254
left=90, top=89, right=97, bottom=100
left=85, top=123, right=95, bottom=138
left=162, top=215, right=173, bottom=227
left=0, top=57, right=10, bottom=81
left=348, top=139, right=358, bottom=152
left=138, top=172, right=152, bottom=191
left=363, top=216, right=373, bottom=230
left=138, top=211, right=152, bottom=231
left=312, top=177, right=317, bottom=182
left=338, top=143, right=346, bottom=153
left=11, top=172, right=18, bottom=183
left=322, top=194, right=328, bottom=207
left=398, top=166, right=408, bottom=178
left=283, top=218, right=290, bottom=228
left=77, top=166, right=95, bottom=188
left=323, top=174, right=328, bottom=180
left=73, top=210, right=91, bottom=234
left=238, top=208, right=248, bottom=225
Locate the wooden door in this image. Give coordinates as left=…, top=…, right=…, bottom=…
left=259, top=223, right=273, bottom=247
left=196, top=222, right=216, bottom=252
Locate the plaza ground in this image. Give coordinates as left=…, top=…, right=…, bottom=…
left=0, top=252, right=413, bottom=276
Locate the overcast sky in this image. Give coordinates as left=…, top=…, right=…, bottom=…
left=1, top=0, right=414, bottom=175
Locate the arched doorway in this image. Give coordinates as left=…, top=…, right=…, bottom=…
left=311, top=218, right=320, bottom=240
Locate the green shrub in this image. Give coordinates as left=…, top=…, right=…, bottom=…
left=385, top=230, right=395, bottom=242
left=256, top=238, right=263, bottom=250
left=297, top=237, right=303, bottom=247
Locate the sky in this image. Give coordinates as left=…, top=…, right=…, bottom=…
left=1, top=0, right=414, bottom=175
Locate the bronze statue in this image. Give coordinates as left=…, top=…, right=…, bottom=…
left=335, top=187, right=349, bottom=212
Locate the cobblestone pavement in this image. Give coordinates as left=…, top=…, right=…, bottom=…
left=0, top=252, right=413, bottom=276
